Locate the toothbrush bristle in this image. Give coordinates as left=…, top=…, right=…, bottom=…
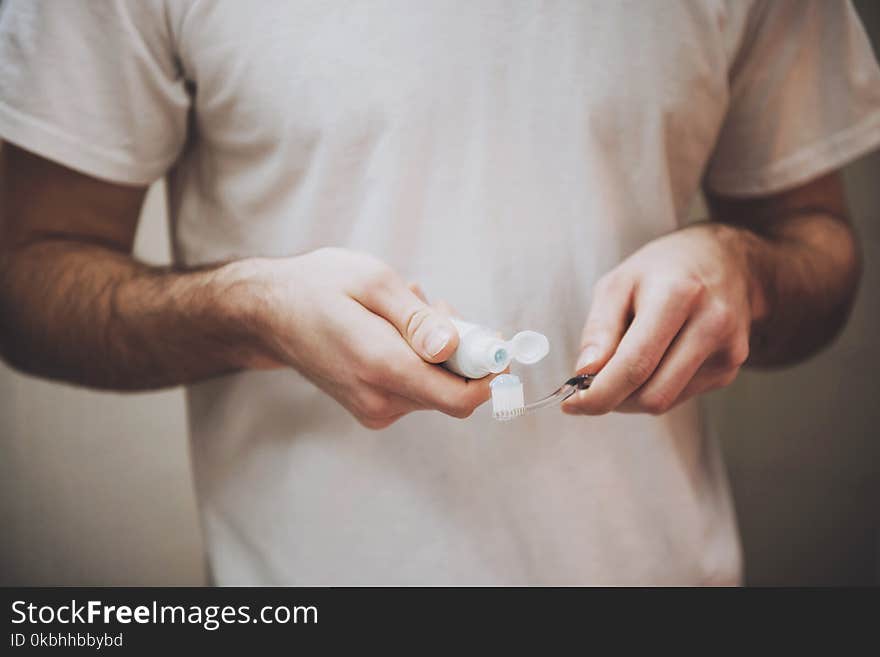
left=493, top=406, right=525, bottom=421
left=490, top=374, right=525, bottom=422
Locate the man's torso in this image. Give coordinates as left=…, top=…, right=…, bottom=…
left=168, top=0, right=746, bottom=585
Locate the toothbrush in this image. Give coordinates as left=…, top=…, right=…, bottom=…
left=490, top=373, right=595, bottom=421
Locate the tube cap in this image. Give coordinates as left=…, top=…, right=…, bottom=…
left=510, top=330, right=550, bottom=365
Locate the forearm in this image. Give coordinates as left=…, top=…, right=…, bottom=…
left=0, top=240, right=272, bottom=390
left=721, top=213, right=861, bottom=367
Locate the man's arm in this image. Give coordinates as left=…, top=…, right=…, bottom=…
left=562, top=171, right=861, bottom=415
left=707, top=172, right=861, bottom=367
left=0, top=144, right=490, bottom=427
left=0, top=143, right=268, bottom=389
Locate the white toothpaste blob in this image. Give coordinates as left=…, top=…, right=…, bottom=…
left=490, top=374, right=525, bottom=421
left=443, top=318, right=550, bottom=379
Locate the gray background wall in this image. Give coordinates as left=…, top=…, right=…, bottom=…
left=1, top=2, right=878, bottom=586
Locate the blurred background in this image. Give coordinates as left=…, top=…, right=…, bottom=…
left=1, top=2, right=878, bottom=586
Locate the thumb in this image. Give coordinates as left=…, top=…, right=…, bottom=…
left=362, top=276, right=460, bottom=363
left=576, top=274, right=633, bottom=374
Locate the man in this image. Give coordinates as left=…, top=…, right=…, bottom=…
left=0, top=1, right=877, bottom=585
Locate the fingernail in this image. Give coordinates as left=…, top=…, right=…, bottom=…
left=576, top=346, right=600, bottom=372
left=424, top=327, right=452, bottom=357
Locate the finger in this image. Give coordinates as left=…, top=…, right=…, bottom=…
left=356, top=273, right=460, bottom=363
left=674, top=362, right=741, bottom=405
left=620, top=308, right=748, bottom=413
left=400, top=363, right=494, bottom=418
left=352, top=386, right=425, bottom=423
left=563, top=282, right=699, bottom=415
left=574, top=272, right=634, bottom=375
left=619, top=313, right=718, bottom=414
left=408, top=282, right=428, bottom=303
left=377, top=349, right=494, bottom=418
left=407, top=286, right=463, bottom=334
left=358, top=412, right=409, bottom=431
left=350, top=304, right=492, bottom=418
left=671, top=334, right=748, bottom=404
left=309, top=366, right=424, bottom=425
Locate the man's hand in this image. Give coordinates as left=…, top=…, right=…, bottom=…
left=562, top=223, right=755, bottom=415
left=562, top=172, right=860, bottom=416
left=236, top=248, right=491, bottom=428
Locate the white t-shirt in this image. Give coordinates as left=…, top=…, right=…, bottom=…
left=2, top=0, right=880, bottom=585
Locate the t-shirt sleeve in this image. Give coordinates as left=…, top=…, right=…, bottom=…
left=705, top=0, right=880, bottom=197
left=0, top=0, right=189, bottom=186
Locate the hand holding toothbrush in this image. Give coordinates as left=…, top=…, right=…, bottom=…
left=562, top=223, right=755, bottom=416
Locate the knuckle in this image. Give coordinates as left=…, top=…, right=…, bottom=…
left=624, top=354, right=655, bottom=388
left=356, top=392, right=393, bottom=421
left=357, top=415, right=395, bottom=431
left=704, top=302, right=737, bottom=335
left=355, top=351, right=394, bottom=386
left=404, top=305, right=433, bottom=342
left=701, top=367, right=739, bottom=394
left=669, top=275, right=706, bottom=303
left=728, top=336, right=750, bottom=367
left=445, top=397, right=477, bottom=419
left=638, top=389, right=674, bottom=415
left=453, top=402, right=476, bottom=419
